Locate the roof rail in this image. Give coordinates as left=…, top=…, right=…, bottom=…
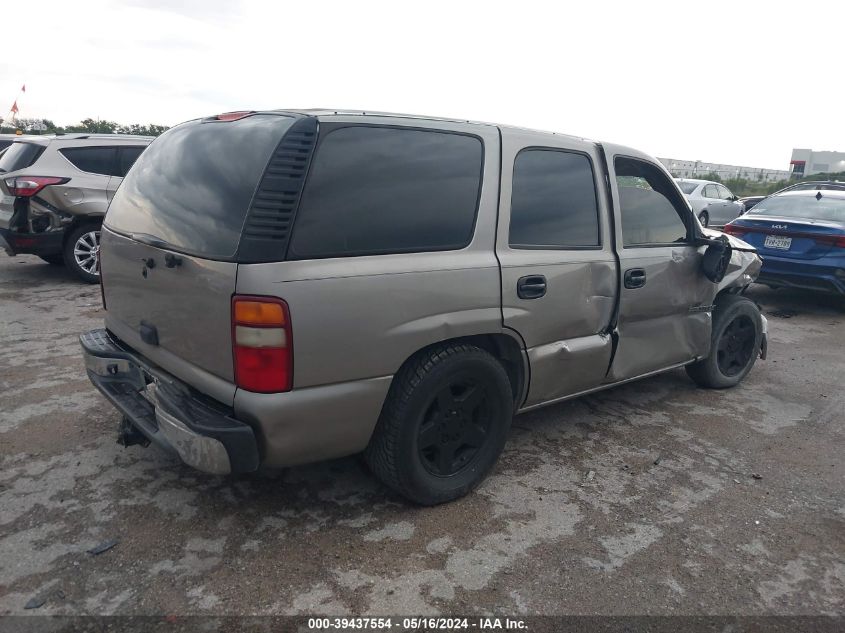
left=55, top=133, right=155, bottom=141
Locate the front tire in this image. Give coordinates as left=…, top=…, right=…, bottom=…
left=686, top=294, right=762, bottom=389
left=63, top=224, right=101, bottom=284
left=365, top=343, right=513, bottom=505
left=698, top=211, right=709, bottom=227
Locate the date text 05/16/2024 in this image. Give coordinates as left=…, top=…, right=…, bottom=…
left=307, top=617, right=528, bottom=630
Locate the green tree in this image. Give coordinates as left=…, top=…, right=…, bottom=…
left=64, top=118, right=120, bottom=134
left=115, top=123, right=169, bottom=136
left=0, top=117, right=63, bottom=134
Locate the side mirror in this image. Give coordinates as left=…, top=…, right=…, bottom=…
left=699, top=235, right=732, bottom=283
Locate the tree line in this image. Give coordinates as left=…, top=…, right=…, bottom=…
left=0, top=117, right=169, bottom=137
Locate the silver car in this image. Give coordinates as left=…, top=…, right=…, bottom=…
left=81, top=110, right=767, bottom=505
left=675, top=178, right=745, bottom=228
left=0, top=134, right=152, bottom=282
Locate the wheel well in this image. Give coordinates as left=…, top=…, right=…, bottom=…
left=399, top=334, right=527, bottom=409
left=63, top=215, right=103, bottom=246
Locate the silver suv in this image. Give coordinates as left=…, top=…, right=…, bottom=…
left=80, top=110, right=767, bottom=505
left=0, top=134, right=153, bottom=282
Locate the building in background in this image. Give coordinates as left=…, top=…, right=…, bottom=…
left=659, top=158, right=791, bottom=182
left=790, top=149, right=845, bottom=177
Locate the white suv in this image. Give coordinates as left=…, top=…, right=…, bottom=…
left=0, top=134, right=153, bottom=282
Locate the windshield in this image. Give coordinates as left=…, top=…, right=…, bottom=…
left=676, top=181, right=698, bottom=194
left=0, top=142, right=44, bottom=173
left=748, top=195, right=845, bottom=223
left=105, top=114, right=295, bottom=259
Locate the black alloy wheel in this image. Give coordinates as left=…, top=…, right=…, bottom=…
left=417, top=379, right=492, bottom=477
left=716, top=315, right=756, bottom=377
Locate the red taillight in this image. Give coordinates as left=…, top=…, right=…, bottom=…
left=813, top=234, right=845, bottom=248
left=215, top=111, right=254, bottom=121
left=232, top=295, right=292, bottom=393
left=5, top=176, right=69, bottom=197
left=723, top=224, right=744, bottom=236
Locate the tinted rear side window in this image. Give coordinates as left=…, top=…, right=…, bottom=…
left=288, top=126, right=483, bottom=259
left=509, top=149, right=600, bottom=248
left=105, top=115, right=296, bottom=259
left=117, top=146, right=146, bottom=177
left=60, top=146, right=117, bottom=176
left=676, top=181, right=698, bottom=194
left=0, top=142, right=44, bottom=173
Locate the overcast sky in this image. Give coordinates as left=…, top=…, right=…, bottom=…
left=2, top=0, right=842, bottom=169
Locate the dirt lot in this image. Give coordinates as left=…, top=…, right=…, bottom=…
left=0, top=254, right=843, bottom=617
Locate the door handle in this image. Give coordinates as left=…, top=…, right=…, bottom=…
left=517, top=275, right=547, bottom=299
left=624, top=268, right=646, bottom=289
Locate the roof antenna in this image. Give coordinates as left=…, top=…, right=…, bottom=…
left=816, top=191, right=823, bottom=200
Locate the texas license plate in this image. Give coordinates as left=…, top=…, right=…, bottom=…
left=764, top=235, right=792, bottom=250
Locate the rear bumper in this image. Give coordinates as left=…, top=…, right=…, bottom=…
left=0, top=227, right=64, bottom=257
left=758, top=257, right=845, bottom=295
left=80, top=329, right=260, bottom=474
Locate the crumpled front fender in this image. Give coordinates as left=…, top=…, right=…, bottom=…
left=703, top=228, right=762, bottom=293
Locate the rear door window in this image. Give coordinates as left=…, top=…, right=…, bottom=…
left=105, top=114, right=296, bottom=260
left=0, top=142, right=45, bottom=173
left=288, top=126, right=483, bottom=259
left=615, top=157, right=691, bottom=246
left=509, top=149, right=600, bottom=248
left=60, top=146, right=117, bottom=176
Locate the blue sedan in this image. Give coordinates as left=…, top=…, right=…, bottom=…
left=723, top=190, right=845, bottom=295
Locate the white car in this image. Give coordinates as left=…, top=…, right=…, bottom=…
left=675, top=178, right=745, bottom=227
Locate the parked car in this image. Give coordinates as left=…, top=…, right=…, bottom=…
left=80, top=110, right=767, bottom=505
left=0, top=134, right=153, bottom=282
left=675, top=178, right=745, bottom=227
left=738, top=181, right=845, bottom=215
left=724, top=189, right=845, bottom=295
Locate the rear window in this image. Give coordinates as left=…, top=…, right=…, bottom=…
left=748, top=195, right=845, bottom=223
left=0, top=142, right=44, bottom=173
left=288, top=126, right=483, bottom=259
left=785, top=182, right=845, bottom=192
left=105, top=115, right=295, bottom=259
left=676, top=181, right=698, bottom=194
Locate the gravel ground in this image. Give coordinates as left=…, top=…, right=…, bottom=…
left=0, top=254, right=843, bottom=617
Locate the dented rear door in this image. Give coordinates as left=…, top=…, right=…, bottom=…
left=497, top=129, right=617, bottom=407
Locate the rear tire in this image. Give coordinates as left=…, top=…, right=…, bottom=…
left=364, top=343, right=513, bottom=505
left=686, top=294, right=762, bottom=389
left=698, top=211, right=709, bottom=228
left=63, top=224, right=101, bottom=284
left=38, top=254, right=64, bottom=266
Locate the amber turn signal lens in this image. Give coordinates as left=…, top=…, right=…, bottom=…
left=233, top=301, right=285, bottom=326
